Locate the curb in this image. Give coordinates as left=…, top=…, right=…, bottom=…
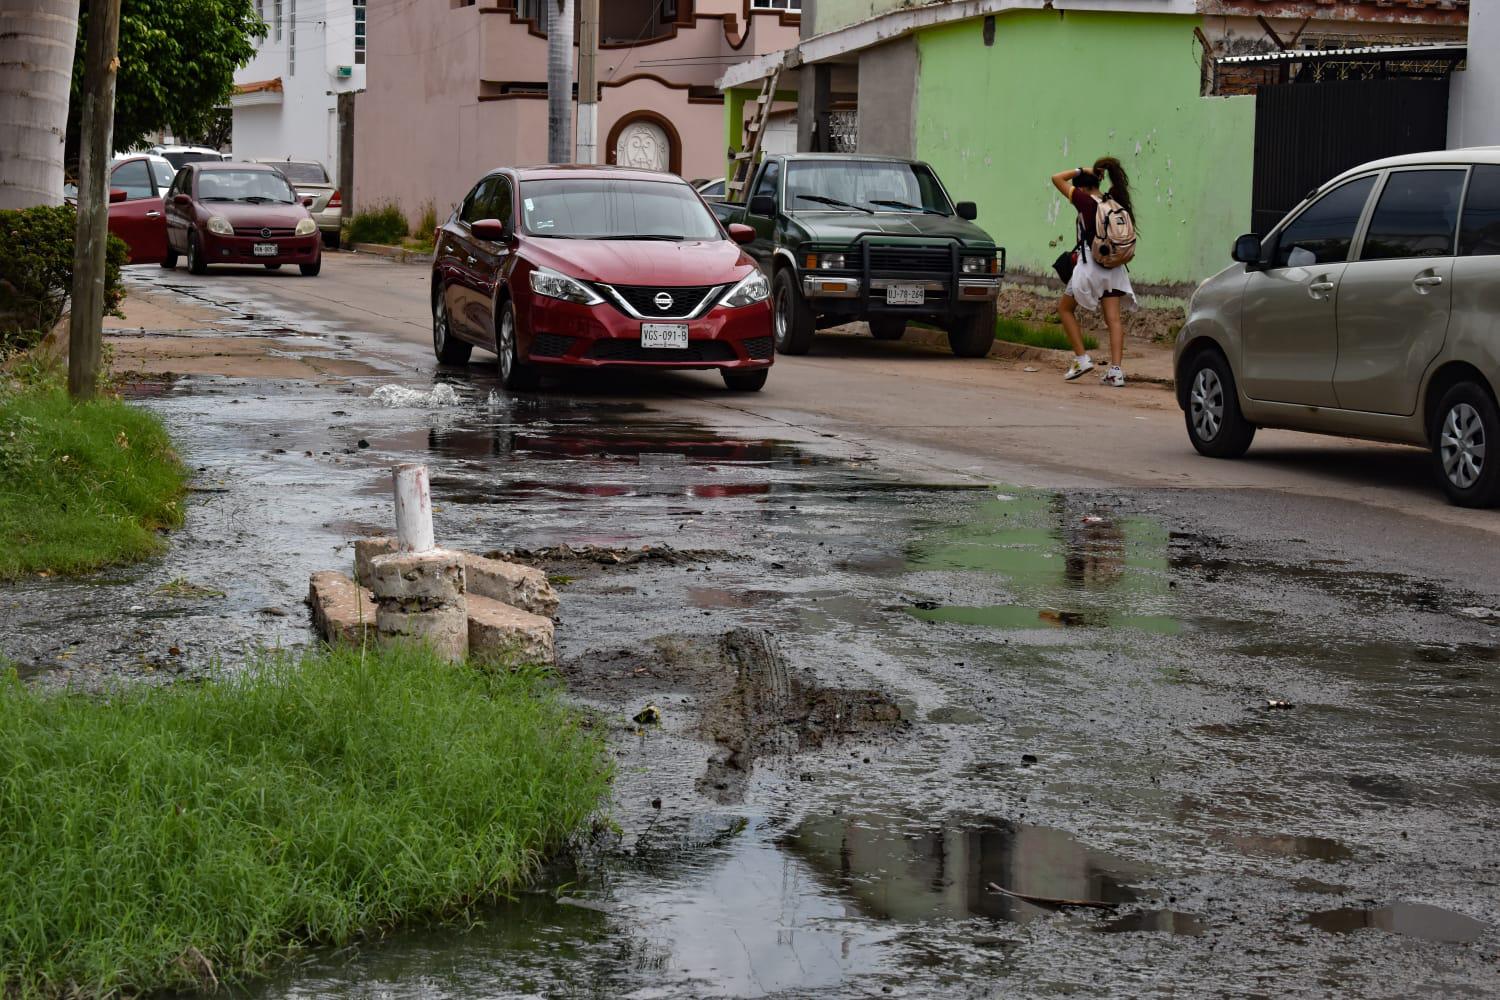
left=347, top=242, right=431, bottom=265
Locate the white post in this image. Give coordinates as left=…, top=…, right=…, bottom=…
left=392, top=464, right=435, bottom=553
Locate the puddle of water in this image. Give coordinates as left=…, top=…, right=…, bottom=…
left=1223, top=833, right=1354, bottom=863
left=1303, top=902, right=1486, bottom=943
left=1096, top=909, right=1205, bottom=936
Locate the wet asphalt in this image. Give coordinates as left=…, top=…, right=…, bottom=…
left=5, top=265, right=1499, bottom=998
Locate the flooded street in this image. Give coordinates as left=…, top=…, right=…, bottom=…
left=8, top=264, right=1499, bottom=997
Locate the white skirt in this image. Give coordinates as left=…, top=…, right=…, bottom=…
left=1066, top=254, right=1136, bottom=312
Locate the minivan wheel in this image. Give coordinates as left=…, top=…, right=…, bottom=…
left=1184, top=349, right=1255, bottom=458
left=432, top=291, right=472, bottom=365
left=495, top=299, right=539, bottom=390
left=1432, top=382, right=1500, bottom=508
left=772, top=268, right=815, bottom=355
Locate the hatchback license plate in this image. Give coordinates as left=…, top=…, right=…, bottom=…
left=641, top=323, right=689, bottom=349
left=253, top=243, right=278, bottom=257
left=886, top=284, right=925, bottom=306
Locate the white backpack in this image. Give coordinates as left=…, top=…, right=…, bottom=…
left=1089, top=195, right=1136, bottom=269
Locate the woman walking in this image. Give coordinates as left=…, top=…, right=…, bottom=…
left=1051, top=158, right=1136, bottom=387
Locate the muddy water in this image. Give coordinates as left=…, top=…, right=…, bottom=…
left=6, top=368, right=1499, bottom=997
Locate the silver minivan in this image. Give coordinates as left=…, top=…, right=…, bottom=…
left=1175, top=149, right=1500, bottom=507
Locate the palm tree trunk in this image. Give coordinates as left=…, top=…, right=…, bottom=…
left=0, top=0, right=80, bottom=210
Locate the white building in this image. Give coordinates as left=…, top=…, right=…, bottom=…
left=231, top=0, right=367, bottom=171
left=1450, top=0, right=1498, bottom=148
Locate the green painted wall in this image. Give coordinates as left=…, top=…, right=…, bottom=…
left=914, top=11, right=1254, bottom=285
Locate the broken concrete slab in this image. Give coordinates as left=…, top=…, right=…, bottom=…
left=307, top=571, right=376, bottom=645
left=375, top=605, right=469, bottom=661
left=462, top=552, right=559, bottom=618
left=354, top=536, right=396, bottom=587
left=367, top=549, right=466, bottom=607
left=468, top=594, right=556, bottom=665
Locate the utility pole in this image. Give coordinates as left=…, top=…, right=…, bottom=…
left=546, top=0, right=575, bottom=163
left=68, top=0, right=123, bottom=400
left=576, top=0, right=598, bottom=164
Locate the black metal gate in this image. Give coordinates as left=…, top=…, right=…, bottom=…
left=1251, top=79, right=1450, bottom=234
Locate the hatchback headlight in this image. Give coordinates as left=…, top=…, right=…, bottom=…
left=529, top=267, right=602, bottom=305
left=206, top=216, right=233, bottom=236
left=722, top=269, right=769, bottom=309
left=294, top=218, right=317, bottom=236
left=962, top=254, right=998, bottom=274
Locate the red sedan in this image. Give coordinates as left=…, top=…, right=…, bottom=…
left=162, top=162, right=322, bottom=276
left=431, top=165, right=773, bottom=392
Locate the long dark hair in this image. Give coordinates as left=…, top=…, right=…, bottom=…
left=1092, top=156, right=1134, bottom=219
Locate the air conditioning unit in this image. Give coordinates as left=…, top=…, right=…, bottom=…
left=336, top=65, right=353, bottom=78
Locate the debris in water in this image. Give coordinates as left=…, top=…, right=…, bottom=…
left=1265, top=699, right=1294, bottom=710
left=1457, top=606, right=1498, bottom=621
left=987, top=882, right=1116, bottom=909
left=370, top=383, right=462, bottom=408
left=633, top=704, right=662, bottom=725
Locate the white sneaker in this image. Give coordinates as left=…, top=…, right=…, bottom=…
left=1101, top=366, right=1125, bottom=387
left=1064, top=356, right=1094, bottom=381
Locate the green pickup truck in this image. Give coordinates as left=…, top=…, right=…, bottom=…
left=710, top=153, right=1004, bottom=357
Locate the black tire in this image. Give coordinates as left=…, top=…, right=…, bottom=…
left=946, top=304, right=995, bottom=358
left=264, top=262, right=282, bottom=271
left=869, top=318, right=906, bottom=341
left=299, top=258, right=321, bottom=277
left=187, top=233, right=207, bottom=275
left=772, top=268, right=815, bottom=355
left=495, top=298, right=539, bottom=390
left=1431, top=381, right=1500, bottom=508
left=722, top=368, right=769, bottom=392
left=432, top=289, right=473, bottom=365
left=1182, top=348, right=1255, bottom=459
left=160, top=250, right=178, bottom=269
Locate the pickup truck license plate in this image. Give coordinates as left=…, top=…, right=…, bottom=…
left=253, top=243, right=278, bottom=257
left=640, top=323, right=689, bottom=349
left=885, top=284, right=925, bottom=306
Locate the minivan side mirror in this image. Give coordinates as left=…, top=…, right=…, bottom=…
left=955, top=201, right=978, bottom=221
left=1232, top=233, right=1264, bottom=265
left=727, top=223, right=755, bottom=245
left=470, top=218, right=509, bottom=242
left=748, top=195, right=776, bottom=218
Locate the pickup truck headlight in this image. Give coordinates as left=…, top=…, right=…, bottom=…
left=206, top=216, right=233, bottom=236
left=804, top=253, right=846, bottom=271
left=722, top=269, right=769, bottom=308
left=961, top=254, right=999, bottom=275
left=294, top=218, right=317, bottom=237
left=529, top=267, right=602, bottom=305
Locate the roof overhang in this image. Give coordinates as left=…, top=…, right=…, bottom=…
left=1216, top=43, right=1467, bottom=66
left=231, top=77, right=284, bottom=107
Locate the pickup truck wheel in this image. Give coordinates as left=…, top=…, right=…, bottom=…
left=947, top=305, right=995, bottom=358
left=772, top=269, right=815, bottom=355
left=869, top=318, right=905, bottom=341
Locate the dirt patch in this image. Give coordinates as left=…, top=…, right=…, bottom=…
left=107, top=332, right=379, bottom=379
left=996, top=282, right=1186, bottom=345
left=563, top=629, right=905, bottom=804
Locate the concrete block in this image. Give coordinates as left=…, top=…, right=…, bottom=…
left=461, top=553, right=560, bottom=618
left=308, top=571, right=376, bottom=645
left=376, top=605, right=469, bottom=662
left=354, top=536, right=396, bottom=587
left=367, top=548, right=466, bottom=608
left=467, top=594, right=556, bottom=665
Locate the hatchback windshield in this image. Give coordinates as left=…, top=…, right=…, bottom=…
left=520, top=178, right=722, bottom=240
left=197, top=170, right=297, bottom=204
left=785, top=160, right=953, bottom=215
left=276, top=161, right=330, bottom=185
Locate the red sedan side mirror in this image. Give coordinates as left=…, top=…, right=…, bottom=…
left=728, top=223, right=755, bottom=245
left=172, top=193, right=192, bottom=207
left=109, top=188, right=127, bottom=203
left=470, top=218, right=508, bottom=242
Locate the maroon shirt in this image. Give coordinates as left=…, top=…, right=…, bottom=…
left=1071, top=188, right=1101, bottom=245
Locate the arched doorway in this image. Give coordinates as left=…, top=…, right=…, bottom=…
left=607, top=112, right=682, bottom=174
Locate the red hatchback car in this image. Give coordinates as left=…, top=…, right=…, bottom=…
left=162, top=162, right=322, bottom=276
left=431, top=165, right=773, bottom=391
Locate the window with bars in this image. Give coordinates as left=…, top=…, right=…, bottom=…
left=354, top=0, right=366, bottom=64
left=288, top=0, right=296, bottom=73
left=273, top=0, right=281, bottom=41
left=751, top=0, right=801, bottom=10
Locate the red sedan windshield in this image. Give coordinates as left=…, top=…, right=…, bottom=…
left=198, top=170, right=298, bottom=204
left=520, top=178, right=720, bottom=240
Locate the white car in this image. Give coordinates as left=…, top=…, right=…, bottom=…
left=148, top=144, right=230, bottom=169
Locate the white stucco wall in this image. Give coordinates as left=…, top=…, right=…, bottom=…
left=1449, top=0, right=1498, bottom=148
left=232, top=0, right=366, bottom=171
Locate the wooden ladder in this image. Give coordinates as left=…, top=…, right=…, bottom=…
left=725, top=65, right=782, bottom=201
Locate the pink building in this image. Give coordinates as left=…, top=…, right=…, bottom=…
left=353, top=0, right=801, bottom=223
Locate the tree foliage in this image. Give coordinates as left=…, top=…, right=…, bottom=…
left=0, top=206, right=128, bottom=356
left=69, top=0, right=265, bottom=162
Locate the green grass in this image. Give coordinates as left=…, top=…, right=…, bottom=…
left=0, top=644, right=611, bottom=998
left=346, top=203, right=409, bottom=246
left=994, top=317, right=1098, bottom=353
left=0, top=383, right=188, bottom=580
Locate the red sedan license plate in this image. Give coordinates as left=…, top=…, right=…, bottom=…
left=640, top=323, right=689, bottom=349
left=253, top=243, right=278, bottom=257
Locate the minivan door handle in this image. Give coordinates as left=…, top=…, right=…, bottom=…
left=1308, top=279, right=1335, bottom=299
left=1413, top=274, right=1444, bottom=289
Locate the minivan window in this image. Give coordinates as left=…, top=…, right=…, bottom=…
left=1459, top=164, right=1500, bottom=256
left=1274, top=174, right=1375, bottom=268
left=1359, top=169, right=1463, bottom=261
